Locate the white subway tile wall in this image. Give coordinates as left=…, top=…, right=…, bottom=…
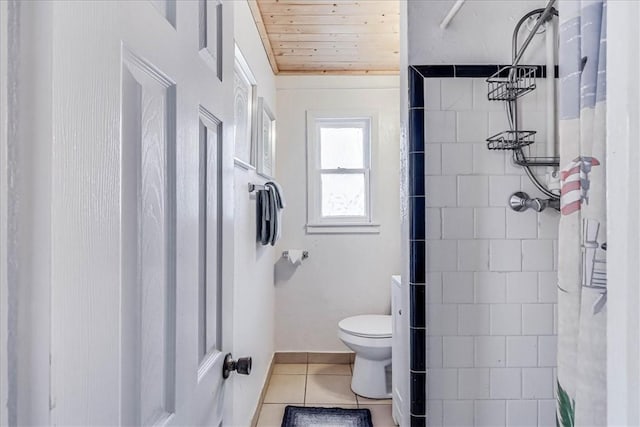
left=425, top=144, right=443, bottom=175
left=490, top=368, right=522, bottom=399
left=442, top=144, right=474, bottom=175
left=458, top=176, right=489, bottom=207
left=443, top=336, right=475, bottom=368
left=506, top=336, right=538, bottom=367
left=442, top=209, right=474, bottom=240
left=426, top=175, right=458, bottom=207
left=458, top=240, right=490, bottom=272
left=506, top=400, right=538, bottom=427
left=425, top=78, right=558, bottom=427
left=474, top=336, right=506, bottom=367
left=443, top=400, right=474, bottom=427
left=443, top=272, right=474, bottom=303
left=458, top=368, right=490, bottom=399
left=474, top=272, right=506, bottom=304
left=475, top=208, right=507, bottom=239
left=425, top=111, right=457, bottom=143
left=473, top=144, right=505, bottom=175
left=428, top=400, right=444, bottom=426
left=458, top=112, right=489, bottom=143
left=441, top=79, right=473, bottom=111
left=426, top=208, right=443, bottom=240
left=475, top=400, right=506, bottom=427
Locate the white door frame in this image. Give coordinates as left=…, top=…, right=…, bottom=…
left=0, top=0, right=10, bottom=424
left=0, top=2, right=54, bottom=424
left=606, top=1, right=640, bottom=426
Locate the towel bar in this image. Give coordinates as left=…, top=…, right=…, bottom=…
left=248, top=183, right=266, bottom=193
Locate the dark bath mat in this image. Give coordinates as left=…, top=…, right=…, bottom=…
left=281, top=405, right=373, bottom=427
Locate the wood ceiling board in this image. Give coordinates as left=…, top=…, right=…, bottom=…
left=274, top=48, right=399, bottom=56
left=266, top=32, right=397, bottom=42
left=263, top=14, right=397, bottom=25
left=276, top=60, right=398, bottom=67
left=259, top=3, right=399, bottom=16
left=273, top=40, right=398, bottom=49
left=247, top=0, right=280, bottom=73
left=277, top=61, right=398, bottom=69
left=253, top=0, right=399, bottom=74
left=265, top=24, right=399, bottom=34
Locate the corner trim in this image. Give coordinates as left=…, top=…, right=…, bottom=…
left=250, top=353, right=276, bottom=427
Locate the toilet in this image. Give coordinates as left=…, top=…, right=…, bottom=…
left=338, top=314, right=392, bottom=399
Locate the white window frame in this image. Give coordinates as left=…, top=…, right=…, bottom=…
left=306, top=110, right=380, bottom=234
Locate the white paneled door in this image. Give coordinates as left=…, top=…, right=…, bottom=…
left=49, top=1, right=235, bottom=425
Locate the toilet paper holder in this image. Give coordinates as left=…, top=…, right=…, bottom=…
left=282, top=250, right=309, bottom=260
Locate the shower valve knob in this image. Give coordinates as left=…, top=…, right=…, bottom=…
left=509, top=191, right=559, bottom=212
left=223, top=353, right=252, bottom=379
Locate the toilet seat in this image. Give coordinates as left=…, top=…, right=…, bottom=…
left=338, top=315, right=392, bottom=338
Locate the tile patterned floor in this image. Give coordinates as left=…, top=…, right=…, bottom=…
left=257, top=363, right=396, bottom=426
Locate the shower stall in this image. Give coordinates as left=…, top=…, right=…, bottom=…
left=402, top=0, right=591, bottom=425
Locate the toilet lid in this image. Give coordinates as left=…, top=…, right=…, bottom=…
left=339, top=315, right=392, bottom=338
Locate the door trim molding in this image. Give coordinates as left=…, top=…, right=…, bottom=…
left=0, top=1, right=13, bottom=424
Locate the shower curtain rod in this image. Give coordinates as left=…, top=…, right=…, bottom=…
left=439, top=0, right=466, bottom=30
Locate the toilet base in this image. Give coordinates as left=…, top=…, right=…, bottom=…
left=351, top=354, right=392, bottom=399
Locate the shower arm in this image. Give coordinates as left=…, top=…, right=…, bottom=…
left=512, top=0, right=558, bottom=67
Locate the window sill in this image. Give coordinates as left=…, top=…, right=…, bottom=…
left=306, top=222, right=381, bottom=235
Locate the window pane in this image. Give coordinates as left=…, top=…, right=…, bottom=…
left=321, top=173, right=365, bottom=217
left=320, top=127, right=364, bottom=169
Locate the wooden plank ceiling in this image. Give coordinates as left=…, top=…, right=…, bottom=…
left=248, top=0, right=400, bottom=75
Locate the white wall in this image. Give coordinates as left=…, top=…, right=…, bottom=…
left=274, top=75, right=401, bottom=352
left=408, top=0, right=549, bottom=65
left=0, top=1, right=8, bottom=422
left=231, top=2, right=277, bottom=425
left=423, top=77, right=558, bottom=427
left=606, top=2, right=640, bottom=426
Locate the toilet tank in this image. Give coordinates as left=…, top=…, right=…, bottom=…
left=391, top=275, right=408, bottom=426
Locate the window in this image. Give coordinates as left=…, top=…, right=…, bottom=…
left=306, top=111, right=380, bottom=234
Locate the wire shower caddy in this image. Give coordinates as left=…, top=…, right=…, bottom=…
left=485, top=0, right=560, bottom=198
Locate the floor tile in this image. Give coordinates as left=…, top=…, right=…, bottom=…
left=256, top=404, right=287, bottom=427
left=273, top=363, right=307, bottom=375
left=263, top=374, right=306, bottom=404
left=360, top=405, right=396, bottom=426
left=357, top=395, right=393, bottom=405
left=307, top=363, right=352, bottom=375
left=305, top=374, right=357, bottom=405
left=308, top=352, right=352, bottom=364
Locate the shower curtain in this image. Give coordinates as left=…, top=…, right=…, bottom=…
left=557, top=0, right=607, bottom=426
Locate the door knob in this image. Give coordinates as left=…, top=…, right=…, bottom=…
left=222, top=353, right=252, bottom=379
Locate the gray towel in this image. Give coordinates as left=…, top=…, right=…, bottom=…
left=257, top=189, right=270, bottom=245
left=266, top=182, right=284, bottom=244
left=266, top=180, right=286, bottom=208
left=256, top=182, right=285, bottom=246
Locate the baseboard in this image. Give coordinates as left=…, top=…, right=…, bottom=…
left=250, top=353, right=275, bottom=427
left=274, top=351, right=355, bottom=364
